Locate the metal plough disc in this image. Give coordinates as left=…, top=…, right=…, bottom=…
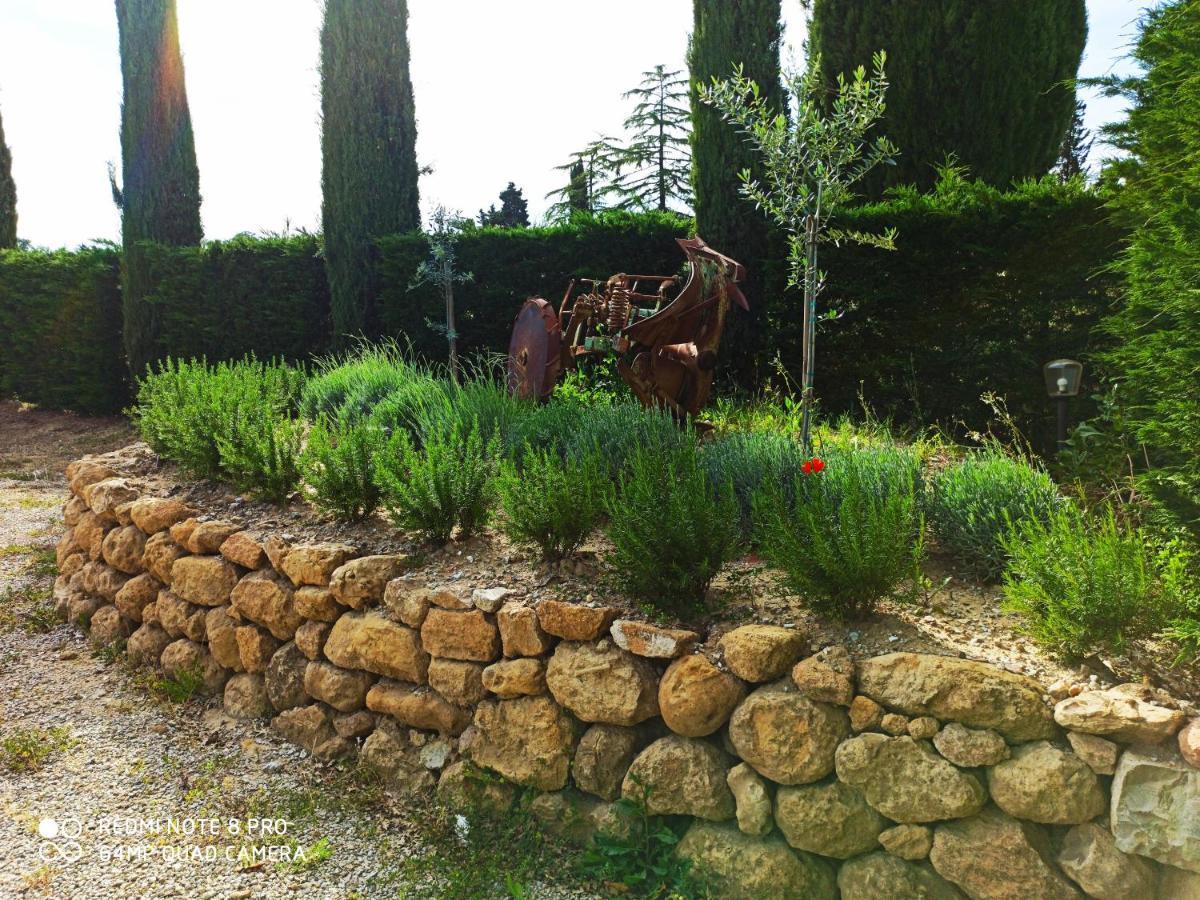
left=507, top=298, right=562, bottom=401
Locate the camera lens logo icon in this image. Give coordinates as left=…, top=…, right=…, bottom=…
left=37, top=818, right=83, bottom=863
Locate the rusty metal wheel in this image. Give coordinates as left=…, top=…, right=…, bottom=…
left=507, top=298, right=562, bottom=401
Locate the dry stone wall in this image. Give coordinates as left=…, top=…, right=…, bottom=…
left=54, top=456, right=1200, bottom=899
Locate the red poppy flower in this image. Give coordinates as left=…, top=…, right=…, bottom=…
left=801, top=460, right=813, bottom=475
left=811, top=457, right=826, bottom=473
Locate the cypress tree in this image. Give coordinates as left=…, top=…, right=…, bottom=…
left=0, top=105, right=15, bottom=249
left=115, top=0, right=203, bottom=375
left=689, top=0, right=784, bottom=383
left=811, top=0, right=1087, bottom=193
left=321, top=0, right=420, bottom=340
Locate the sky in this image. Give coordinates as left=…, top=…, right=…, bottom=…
left=0, top=0, right=1144, bottom=250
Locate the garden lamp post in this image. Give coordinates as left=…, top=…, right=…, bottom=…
left=1043, top=359, right=1083, bottom=449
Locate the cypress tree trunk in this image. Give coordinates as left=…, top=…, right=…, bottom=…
left=811, top=0, right=1087, bottom=193
left=321, top=0, right=421, bottom=342
left=115, top=0, right=203, bottom=376
left=689, top=0, right=785, bottom=386
left=0, top=106, right=16, bottom=249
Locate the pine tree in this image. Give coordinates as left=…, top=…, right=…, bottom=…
left=321, top=0, right=420, bottom=341
left=810, top=0, right=1087, bottom=193
left=545, top=141, right=619, bottom=222
left=114, top=0, right=203, bottom=375
left=478, top=182, right=530, bottom=227
left=0, top=105, right=15, bottom=249
left=609, top=66, right=692, bottom=211
left=1056, top=100, right=1094, bottom=183
left=689, top=0, right=785, bottom=383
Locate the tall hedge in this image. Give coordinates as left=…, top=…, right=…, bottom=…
left=115, top=0, right=203, bottom=377
left=0, top=247, right=126, bottom=413
left=321, top=0, right=420, bottom=341
left=0, top=105, right=15, bottom=249
left=689, top=0, right=786, bottom=384
left=810, top=0, right=1087, bottom=193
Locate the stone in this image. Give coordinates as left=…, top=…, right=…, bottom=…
left=294, top=586, right=345, bottom=623
left=89, top=605, right=132, bottom=646
left=838, top=853, right=965, bottom=900
left=140, top=599, right=159, bottom=625
left=1161, top=866, right=1200, bottom=899
left=114, top=500, right=136, bottom=526
left=1181, top=718, right=1200, bottom=769
left=537, top=599, right=618, bottom=641
left=421, top=608, right=500, bottom=662
left=186, top=520, right=241, bottom=554
left=728, top=679, right=849, bottom=785
left=294, top=620, right=331, bottom=661
left=74, top=511, right=111, bottom=560
left=366, top=680, right=471, bottom=735
left=610, top=620, right=699, bottom=659
left=428, top=658, right=487, bottom=707
left=64, top=495, right=89, bottom=526
left=67, top=460, right=116, bottom=497
left=114, top=573, right=161, bottom=622
left=333, top=710, right=376, bottom=739
left=160, top=639, right=228, bottom=694
left=791, top=645, right=854, bottom=706
left=857, top=652, right=1056, bottom=742
left=101, top=525, right=147, bottom=574
left=129, top=497, right=193, bottom=535
left=419, top=738, right=452, bottom=770
left=1058, top=821, right=1157, bottom=900
left=1067, top=731, right=1121, bottom=775
left=658, top=654, right=746, bottom=738
left=835, top=734, right=987, bottom=823
left=1110, top=745, right=1200, bottom=872
left=933, top=722, right=1010, bottom=767
left=323, top=611, right=429, bottom=683
left=265, top=641, right=310, bottom=711
left=529, top=791, right=602, bottom=846
left=471, top=586, right=511, bottom=613
left=329, top=554, right=409, bottom=609
left=427, top=587, right=471, bottom=610
left=930, top=807, right=1083, bottom=899
left=464, top=696, right=580, bottom=790
left=229, top=569, right=301, bottom=639
left=67, top=594, right=103, bottom=627
left=385, top=581, right=432, bottom=627
left=156, top=590, right=207, bottom=642
left=775, top=780, right=888, bottom=859
left=879, top=824, right=933, bottom=861
left=360, top=724, right=415, bottom=779
left=169, top=518, right=199, bottom=547
left=84, top=477, right=139, bottom=518
left=482, top=658, right=546, bottom=698
left=546, top=641, right=660, bottom=727
left=719, top=625, right=807, bottom=683
left=141, top=532, right=185, bottom=583
left=262, top=535, right=290, bottom=571
left=497, top=602, right=554, bottom=657
left=437, top=760, right=517, bottom=816
left=622, top=735, right=736, bottom=821
left=127, top=623, right=171, bottom=667
left=908, top=716, right=940, bottom=740
left=205, top=607, right=243, bottom=671
left=726, top=762, right=773, bottom=836
left=218, top=532, right=265, bottom=569
left=988, top=741, right=1105, bottom=825
left=223, top=673, right=271, bottom=719
left=172, top=555, right=241, bottom=608
left=675, top=821, right=837, bottom=900
left=881, top=713, right=910, bottom=736
left=303, top=661, right=374, bottom=712
left=278, top=542, right=357, bottom=587
left=1054, top=683, right=1186, bottom=745
left=849, top=695, right=885, bottom=732
left=236, top=625, right=282, bottom=673
left=272, top=704, right=337, bottom=753
left=573, top=724, right=641, bottom=801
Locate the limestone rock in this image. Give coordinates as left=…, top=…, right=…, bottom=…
left=101, top=525, right=147, bottom=574
left=791, top=645, right=854, bottom=706
left=1054, top=683, right=1186, bottom=745
left=428, top=658, right=486, bottom=707
left=323, top=611, right=429, bottom=683
left=236, top=625, right=282, bottom=673
left=262, top=535, right=290, bottom=572
left=272, top=703, right=337, bottom=753
left=675, top=821, right=837, bottom=900
left=879, top=824, right=933, bottom=861
left=622, top=735, right=736, bottom=821
left=658, top=654, right=746, bottom=738
left=421, top=608, right=500, bottom=662
left=172, top=555, right=240, bottom=608
left=838, top=852, right=965, bottom=900
left=84, top=477, right=139, bottom=518
left=89, top=605, right=132, bottom=646
left=67, top=460, right=116, bottom=497
left=497, top=602, right=554, bottom=657
left=849, top=695, right=885, bottom=732
left=1058, top=821, right=1157, bottom=900
left=546, top=641, right=659, bottom=727
left=385, top=581, right=432, bottom=628
left=294, top=586, right=345, bottom=623
left=265, top=641, right=310, bottom=711
left=611, top=620, right=699, bottom=659
left=157, top=590, right=207, bottom=642
left=67, top=594, right=102, bottom=628
left=929, top=807, right=1083, bottom=900
left=857, top=652, right=1056, bottom=742
left=881, top=713, right=910, bottom=736
left=726, top=762, right=773, bottom=836
left=1181, top=718, right=1200, bottom=769
left=75, top=511, right=111, bottom=560
left=126, top=623, right=171, bottom=667
left=1161, top=865, right=1200, bottom=899
left=471, top=586, right=511, bottom=613
left=728, top=679, right=849, bottom=785
left=129, top=497, right=193, bottom=535
left=304, top=661, right=375, bottom=712
left=294, top=620, right=331, bottom=661
left=1067, top=731, right=1121, bottom=775
left=186, top=520, right=241, bottom=554
left=482, top=658, right=546, bottom=698
left=933, top=722, right=1010, bottom=768
left=160, top=639, right=228, bottom=694
left=63, top=495, right=88, bottom=526
left=426, top=587, right=471, bottom=610
left=464, top=695, right=579, bottom=790
left=229, top=569, right=301, bottom=639
left=278, top=542, right=356, bottom=587
left=529, top=791, right=603, bottom=846
left=114, top=573, right=161, bottom=622
left=908, top=716, right=940, bottom=740
left=835, top=734, right=987, bottom=823
left=719, top=625, right=806, bottom=683
left=361, top=721, right=417, bottom=779
left=205, top=607, right=243, bottom=671
left=573, top=724, right=641, bottom=801
left=1110, top=745, right=1200, bottom=872
left=141, top=532, right=185, bottom=583
left=537, top=599, right=618, bottom=641
left=218, top=532, right=265, bottom=569
left=333, top=710, right=376, bottom=739
left=168, top=518, right=199, bottom=548
left=988, top=741, right=1104, bottom=825
left=365, top=680, right=471, bottom=735
left=223, top=673, right=270, bottom=719
left=330, top=554, right=409, bottom=609
left=775, top=780, right=888, bottom=859
left=437, top=760, right=516, bottom=816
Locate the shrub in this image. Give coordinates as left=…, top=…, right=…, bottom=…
left=416, top=375, right=533, bottom=451
left=302, top=414, right=385, bottom=521
left=605, top=443, right=741, bottom=610
left=497, top=447, right=610, bottom=559
left=701, top=431, right=808, bottom=538
left=754, top=449, right=923, bottom=619
left=216, top=409, right=304, bottom=503
left=1002, top=505, right=1190, bottom=657
left=376, top=422, right=499, bottom=543
left=927, top=450, right=1061, bottom=579
left=300, top=342, right=431, bottom=422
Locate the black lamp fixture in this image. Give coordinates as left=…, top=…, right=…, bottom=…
left=1044, top=358, right=1083, bottom=449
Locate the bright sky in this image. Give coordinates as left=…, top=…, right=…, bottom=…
left=0, top=0, right=1142, bottom=250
